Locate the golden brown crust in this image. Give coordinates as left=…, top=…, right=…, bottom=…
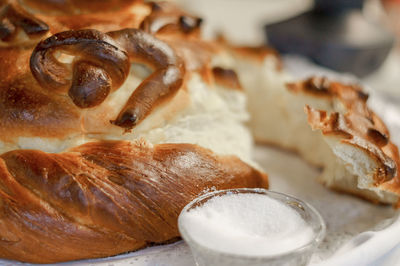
left=107, top=28, right=185, bottom=130
left=39, top=2, right=147, bottom=34
left=287, top=76, right=332, bottom=97
left=288, top=77, right=391, bottom=146
left=0, top=0, right=49, bottom=47
left=0, top=72, right=81, bottom=142
left=0, top=0, right=157, bottom=141
left=1, top=31, right=185, bottom=140
left=0, top=0, right=233, bottom=139
left=30, top=29, right=130, bottom=107
left=28, top=27, right=185, bottom=131
left=164, top=37, right=220, bottom=73
left=212, top=66, right=243, bottom=90
left=287, top=77, right=372, bottom=112
left=306, top=106, right=397, bottom=184
left=230, top=45, right=282, bottom=70
left=0, top=0, right=227, bottom=140
left=0, top=141, right=268, bottom=263
left=0, top=1, right=272, bottom=263
left=289, top=77, right=400, bottom=197
left=140, top=1, right=202, bottom=36
left=19, top=0, right=140, bottom=15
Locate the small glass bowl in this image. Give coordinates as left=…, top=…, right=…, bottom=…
left=178, top=188, right=326, bottom=266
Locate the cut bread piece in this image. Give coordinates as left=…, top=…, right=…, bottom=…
left=231, top=47, right=400, bottom=205
left=305, top=102, right=399, bottom=204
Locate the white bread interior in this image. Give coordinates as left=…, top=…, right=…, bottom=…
left=231, top=52, right=399, bottom=204
left=2, top=60, right=255, bottom=169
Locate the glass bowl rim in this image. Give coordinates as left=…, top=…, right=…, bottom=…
left=178, top=188, right=326, bottom=260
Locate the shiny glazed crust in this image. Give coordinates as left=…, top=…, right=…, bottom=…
left=0, top=0, right=268, bottom=263
left=0, top=140, right=267, bottom=263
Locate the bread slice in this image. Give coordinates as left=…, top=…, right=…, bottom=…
left=231, top=47, right=400, bottom=205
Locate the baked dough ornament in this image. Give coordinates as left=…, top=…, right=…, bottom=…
left=0, top=0, right=398, bottom=263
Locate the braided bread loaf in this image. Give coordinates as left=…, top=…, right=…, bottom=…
left=1, top=0, right=400, bottom=263
left=0, top=0, right=268, bottom=262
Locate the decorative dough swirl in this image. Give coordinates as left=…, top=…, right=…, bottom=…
left=30, top=28, right=184, bottom=130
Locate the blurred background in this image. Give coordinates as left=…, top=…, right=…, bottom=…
left=176, top=0, right=400, bottom=99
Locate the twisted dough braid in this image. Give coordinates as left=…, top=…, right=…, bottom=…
left=0, top=141, right=268, bottom=263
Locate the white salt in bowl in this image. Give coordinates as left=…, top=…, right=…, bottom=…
left=178, top=188, right=326, bottom=266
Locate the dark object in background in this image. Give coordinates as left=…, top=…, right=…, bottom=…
left=265, top=0, right=394, bottom=77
